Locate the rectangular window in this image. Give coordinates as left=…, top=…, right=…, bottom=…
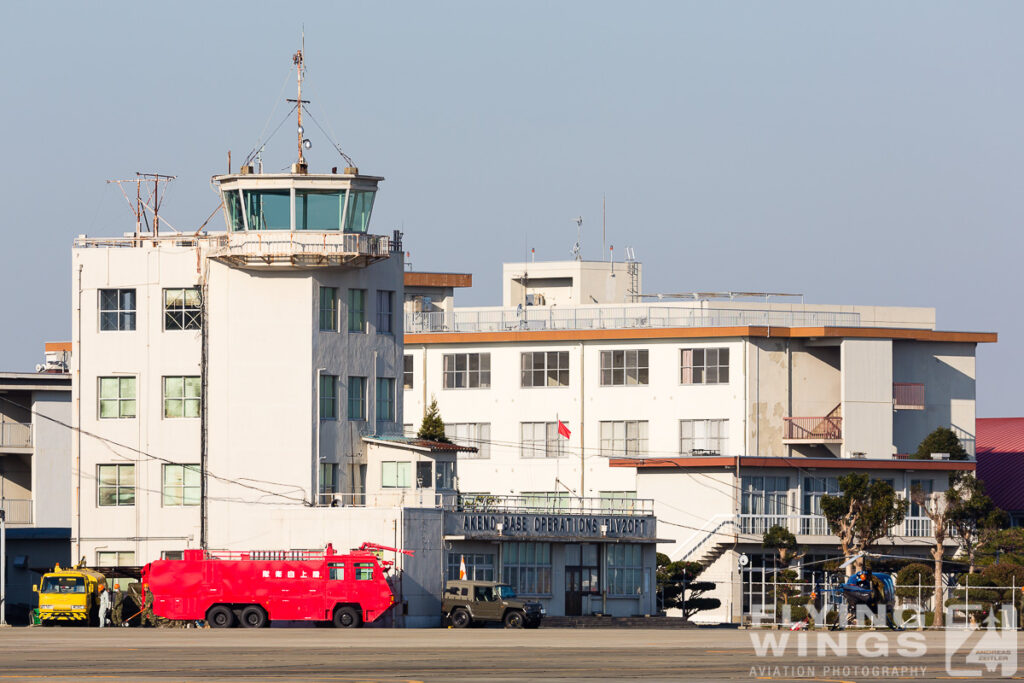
left=740, top=476, right=790, bottom=533
left=520, top=422, right=566, bottom=458
left=403, top=355, right=414, bottom=389
left=599, top=420, right=649, bottom=456
left=435, top=461, right=456, bottom=490
left=328, top=563, right=345, bottom=580
left=97, top=551, right=136, bottom=566
left=162, top=464, right=200, bottom=506
left=97, top=464, right=135, bottom=507
left=319, top=463, right=338, bottom=501
left=443, top=353, right=491, bottom=389
left=376, top=378, right=395, bottom=422
left=522, top=491, right=571, bottom=511
left=381, top=461, right=412, bottom=488
left=416, top=461, right=432, bottom=488
left=164, top=288, right=201, bottom=330
left=163, top=376, right=201, bottom=419
left=376, top=290, right=394, bottom=334
left=606, top=544, right=643, bottom=596
left=98, top=377, right=137, bottom=419
left=446, top=553, right=495, bottom=581
left=347, top=376, right=366, bottom=420
left=599, top=491, right=638, bottom=513
left=99, top=289, right=136, bottom=331
left=320, top=374, right=338, bottom=420
left=679, top=419, right=728, bottom=455
left=161, top=551, right=184, bottom=561
left=347, top=289, right=367, bottom=333
left=502, top=542, right=552, bottom=595
left=319, top=286, right=338, bottom=331
left=354, top=562, right=374, bottom=580
left=600, top=350, right=649, bottom=386
left=444, top=423, right=491, bottom=459
left=681, top=347, right=730, bottom=384
left=521, top=351, right=569, bottom=387
left=800, top=476, right=838, bottom=535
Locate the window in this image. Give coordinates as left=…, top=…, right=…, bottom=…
left=347, top=376, right=366, bottom=420
left=600, top=350, right=648, bottom=386
left=344, top=190, right=376, bottom=234
left=319, top=463, right=338, bottom=502
left=164, top=288, right=201, bottom=330
left=416, top=462, right=432, bottom=488
left=502, top=542, right=552, bottom=595
left=679, top=419, right=728, bottom=455
left=403, top=355, right=414, bottom=389
left=99, top=289, right=136, bottom=331
left=328, top=563, right=345, bottom=580
left=908, top=479, right=934, bottom=537
left=435, top=461, right=456, bottom=490
left=320, top=375, right=338, bottom=420
left=681, top=348, right=730, bottom=384
left=741, top=476, right=789, bottom=533
left=382, top=461, right=412, bottom=488
left=161, top=551, right=184, bottom=561
left=376, top=378, right=395, bottom=422
left=447, top=553, right=495, bottom=581
left=520, top=422, right=566, bottom=458
left=98, top=377, right=137, bottom=419
left=97, top=464, right=135, bottom=506
left=521, top=351, right=569, bottom=387
left=296, top=190, right=344, bottom=231
left=444, top=423, right=491, bottom=459
left=348, top=289, right=366, bottom=332
left=801, top=476, right=838, bottom=534
left=599, top=491, right=638, bottom=513
left=163, top=376, right=201, bottom=419
left=599, top=420, right=649, bottom=456
left=522, top=491, right=571, bottom=511
left=243, top=190, right=291, bottom=230
left=162, top=464, right=200, bottom=506
left=97, top=551, right=135, bottom=566
left=354, top=562, right=374, bottom=580
left=607, top=544, right=643, bottom=595
left=376, top=290, right=394, bottom=334
left=319, top=287, right=338, bottom=331
left=443, top=353, right=491, bottom=389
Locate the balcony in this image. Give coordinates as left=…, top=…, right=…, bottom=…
left=0, top=498, right=32, bottom=524
left=738, top=514, right=936, bottom=538
left=0, top=421, right=32, bottom=449
left=782, top=416, right=842, bottom=444
left=893, top=383, right=925, bottom=410
left=209, top=231, right=397, bottom=269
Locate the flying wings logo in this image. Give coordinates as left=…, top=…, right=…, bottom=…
left=945, top=608, right=1018, bottom=677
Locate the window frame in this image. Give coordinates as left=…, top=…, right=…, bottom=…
left=381, top=461, right=412, bottom=488
left=502, top=542, right=552, bottom=596
left=319, top=286, right=338, bottom=332
left=443, top=353, right=491, bottom=389
left=162, top=376, right=201, bottom=419
left=679, top=418, right=728, bottom=455
left=320, top=374, right=338, bottom=420
left=97, top=550, right=136, bottom=566
left=97, top=463, right=135, bottom=507
left=599, top=349, right=649, bottom=386
left=680, top=347, right=730, bottom=385
left=98, top=376, right=137, bottom=419
left=376, top=290, right=394, bottom=335
left=347, top=376, right=366, bottom=420
left=348, top=289, right=367, bottom=333
left=599, top=420, right=649, bottom=456
left=162, top=464, right=201, bottom=507
left=444, top=422, right=491, bottom=459
left=375, top=377, right=395, bottom=423
left=606, top=544, right=644, bottom=596
left=403, top=355, right=414, bottom=390
left=521, top=351, right=570, bottom=388
left=163, top=287, right=201, bottom=331
left=520, top=422, right=566, bottom=458
left=98, top=288, right=136, bottom=332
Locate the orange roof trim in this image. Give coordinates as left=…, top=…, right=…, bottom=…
left=610, top=456, right=976, bottom=471
left=45, top=342, right=72, bottom=352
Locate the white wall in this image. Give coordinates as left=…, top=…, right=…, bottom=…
left=841, top=339, right=894, bottom=458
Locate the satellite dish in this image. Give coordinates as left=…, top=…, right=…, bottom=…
left=738, top=553, right=750, bottom=567
left=303, top=139, right=312, bottom=149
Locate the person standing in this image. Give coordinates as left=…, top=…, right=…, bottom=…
left=97, top=585, right=111, bottom=628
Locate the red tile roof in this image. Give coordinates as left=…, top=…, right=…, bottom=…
left=976, top=418, right=1024, bottom=512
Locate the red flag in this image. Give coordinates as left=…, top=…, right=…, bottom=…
left=557, top=420, right=571, bottom=439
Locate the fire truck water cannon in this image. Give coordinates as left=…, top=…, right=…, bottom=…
left=356, top=543, right=415, bottom=573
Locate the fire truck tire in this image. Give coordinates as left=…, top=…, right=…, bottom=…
left=503, top=610, right=525, bottom=629
left=207, top=605, right=236, bottom=628
left=450, top=608, right=471, bottom=628
left=333, top=606, right=361, bottom=628
left=240, top=605, right=268, bottom=628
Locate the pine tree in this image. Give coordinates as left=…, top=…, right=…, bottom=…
left=417, top=395, right=450, bottom=443
left=913, top=426, right=969, bottom=460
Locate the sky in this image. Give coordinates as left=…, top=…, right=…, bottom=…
left=0, top=2, right=1020, bottom=416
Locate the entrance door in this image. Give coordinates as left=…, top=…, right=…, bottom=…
left=565, top=567, right=583, bottom=616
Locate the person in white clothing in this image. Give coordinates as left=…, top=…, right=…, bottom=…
left=97, top=586, right=111, bottom=628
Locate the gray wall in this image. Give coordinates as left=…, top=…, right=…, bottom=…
left=32, top=391, right=72, bottom=528
left=400, top=508, right=444, bottom=628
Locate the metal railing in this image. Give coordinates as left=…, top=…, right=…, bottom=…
left=737, top=514, right=937, bottom=538
left=0, top=498, right=32, bottom=524
left=316, top=491, right=453, bottom=508
left=457, top=494, right=653, bottom=516
left=0, top=421, right=31, bottom=448
left=783, top=416, right=843, bottom=441
left=406, top=306, right=861, bottom=335
left=210, top=232, right=392, bottom=265
left=893, top=383, right=925, bottom=410
left=904, top=516, right=933, bottom=537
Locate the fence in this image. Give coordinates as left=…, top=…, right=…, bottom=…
left=736, top=514, right=934, bottom=538
left=0, top=498, right=32, bottom=524
left=0, top=421, right=32, bottom=448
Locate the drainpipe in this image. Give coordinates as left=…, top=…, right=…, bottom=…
left=74, top=263, right=83, bottom=560
left=315, top=368, right=326, bottom=506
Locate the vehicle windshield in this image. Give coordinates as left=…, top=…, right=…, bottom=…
left=40, top=576, right=85, bottom=594
left=496, top=585, right=517, bottom=599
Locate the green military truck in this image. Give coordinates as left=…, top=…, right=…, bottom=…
left=441, top=580, right=544, bottom=629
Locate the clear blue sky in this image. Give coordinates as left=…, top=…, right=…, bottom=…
left=1, top=2, right=1020, bottom=417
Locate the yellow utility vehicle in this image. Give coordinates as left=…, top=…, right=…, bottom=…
left=34, top=563, right=108, bottom=626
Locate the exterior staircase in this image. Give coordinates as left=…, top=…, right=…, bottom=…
left=671, top=514, right=738, bottom=568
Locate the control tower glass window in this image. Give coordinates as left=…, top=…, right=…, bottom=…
left=244, top=190, right=291, bottom=230
left=297, top=190, right=344, bottom=231
left=344, top=190, right=375, bottom=233
left=224, top=190, right=244, bottom=231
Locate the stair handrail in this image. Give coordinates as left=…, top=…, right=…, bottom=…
left=669, top=514, right=738, bottom=562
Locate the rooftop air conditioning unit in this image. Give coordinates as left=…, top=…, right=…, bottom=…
left=849, top=451, right=866, bottom=459
left=931, top=452, right=950, bottom=460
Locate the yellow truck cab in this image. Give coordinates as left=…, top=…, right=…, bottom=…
left=34, top=563, right=107, bottom=626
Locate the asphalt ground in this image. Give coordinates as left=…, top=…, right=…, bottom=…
left=0, top=627, right=1020, bottom=682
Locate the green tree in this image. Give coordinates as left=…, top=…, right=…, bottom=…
left=912, top=427, right=968, bottom=460
left=945, top=473, right=1007, bottom=573
left=417, top=395, right=450, bottom=443
left=656, top=553, right=721, bottom=620
left=910, top=483, right=951, bottom=627
left=977, top=528, right=1024, bottom=567
left=763, top=525, right=802, bottom=568
left=895, top=562, right=934, bottom=603
left=820, top=473, right=907, bottom=575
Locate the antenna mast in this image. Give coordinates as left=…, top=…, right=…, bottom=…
left=287, top=32, right=311, bottom=172
left=107, top=173, right=177, bottom=237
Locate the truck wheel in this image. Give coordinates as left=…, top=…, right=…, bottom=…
left=207, top=605, right=236, bottom=628
left=503, top=610, right=525, bottom=629
left=333, top=606, right=361, bottom=628
left=450, top=608, right=471, bottom=628
left=240, top=605, right=267, bottom=628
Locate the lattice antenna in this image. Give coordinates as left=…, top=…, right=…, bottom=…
left=106, top=173, right=177, bottom=237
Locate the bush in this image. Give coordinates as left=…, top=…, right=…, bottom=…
left=913, top=427, right=968, bottom=460
left=894, top=563, right=934, bottom=601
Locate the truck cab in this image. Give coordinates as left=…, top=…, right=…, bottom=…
left=34, top=564, right=106, bottom=625
left=441, top=580, right=544, bottom=629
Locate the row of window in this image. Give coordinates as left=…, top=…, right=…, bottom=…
left=446, top=542, right=644, bottom=597
left=98, top=377, right=200, bottom=420
left=740, top=475, right=939, bottom=522
left=319, top=287, right=394, bottom=335
left=97, top=463, right=199, bottom=507
left=319, top=375, right=395, bottom=422
left=99, top=288, right=201, bottom=332
left=403, top=348, right=730, bottom=391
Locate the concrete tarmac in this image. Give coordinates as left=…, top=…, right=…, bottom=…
left=0, top=627, right=1019, bottom=682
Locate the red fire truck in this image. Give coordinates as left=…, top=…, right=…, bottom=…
left=142, top=543, right=411, bottom=628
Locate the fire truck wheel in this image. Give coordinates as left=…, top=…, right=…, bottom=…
left=240, top=605, right=268, bottom=628
left=333, top=606, right=361, bottom=628
left=206, top=605, right=236, bottom=628
left=503, top=610, right=525, bottom=629
left=450, top=608, right=471, bottom=629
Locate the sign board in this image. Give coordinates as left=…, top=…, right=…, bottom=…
left=444, top=511, right=656, bottom=541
